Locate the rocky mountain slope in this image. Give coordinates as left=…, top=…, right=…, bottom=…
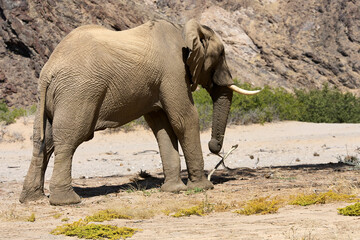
left=1, top=0, right=359, bottom=107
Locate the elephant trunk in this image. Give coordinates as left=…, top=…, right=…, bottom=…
left=208, top=85, right=233, bottom=154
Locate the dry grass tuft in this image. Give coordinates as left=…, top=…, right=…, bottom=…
left=85, top=209, right=132, bottom=222
left=330, top=177, right=360, bottom=195
left=52, top=213, right=62, bottom=219
left=171, top=205, right=206, bottom=217
left=235, top=196, right=283, bottom=215
left=289, top=190, right=359, bottom=206
left=0, top=206, right=28, bottom=222
left=27, top=213, right=36, bottom=222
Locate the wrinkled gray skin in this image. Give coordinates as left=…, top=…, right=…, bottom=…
left=20, top=19, right=236, bottom=205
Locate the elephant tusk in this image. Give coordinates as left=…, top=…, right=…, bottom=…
left=228, top=85, right=261, bottom=95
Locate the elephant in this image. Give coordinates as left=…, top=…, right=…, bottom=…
left=19, top=19, right=260, bottom=205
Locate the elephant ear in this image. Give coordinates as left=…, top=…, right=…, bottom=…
left=183, top=19, right=208, bottom=91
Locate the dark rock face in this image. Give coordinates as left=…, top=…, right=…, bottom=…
left=0, top=0, right=359, bottom=107
left=0, top=0, right=155, bottom=107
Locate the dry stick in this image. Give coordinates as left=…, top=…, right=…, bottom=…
left=207, top=144, right=238, bottom=181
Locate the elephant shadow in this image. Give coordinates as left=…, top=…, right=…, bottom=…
left=73, top=169, right=239, bottom=198
left=73, top=175, right=164, bottom=198
left=73, top=162, right=349, bottom=199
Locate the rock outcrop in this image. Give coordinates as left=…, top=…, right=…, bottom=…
left=0, top=0, right=359, bottom=107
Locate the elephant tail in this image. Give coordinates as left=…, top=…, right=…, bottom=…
left=39, top=79, right=49, bottom=143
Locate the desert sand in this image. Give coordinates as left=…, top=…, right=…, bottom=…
left=1, top=116, right=360, bottom=239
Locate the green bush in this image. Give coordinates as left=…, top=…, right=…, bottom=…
left=295, top=84, right=360, bottom=123
left=338, top=203, right=360, bottom=216
left=192, top=81, right=360, bottom=129
left=229, top=83, right=302, bottom=124
left=0, top=101, right=36, bottom=125
left=2, top=81, right=360, bottom=129
left=193, top=88, right=213, bottom=131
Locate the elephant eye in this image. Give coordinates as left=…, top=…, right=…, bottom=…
left=201, top=39, right=206, bottom=49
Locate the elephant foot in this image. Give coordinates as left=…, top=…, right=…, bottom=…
left=49, top=188, right=81, bottom=206
left=187, top=177, right=214, bottom=190
left=19, top=188, right=46, bottom=203
left=161, top=180, right=187, bottom=193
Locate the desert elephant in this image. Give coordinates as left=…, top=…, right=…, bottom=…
left=19, top=19, right=259, bottom=205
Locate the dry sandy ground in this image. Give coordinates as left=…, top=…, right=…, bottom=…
left=1, top=116, right=360, bottom=239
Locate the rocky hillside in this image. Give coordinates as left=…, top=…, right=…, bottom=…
left=1, top=0, right=359, bottom=107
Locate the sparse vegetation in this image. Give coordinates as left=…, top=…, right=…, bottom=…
left=171, top=196, right=213, bottom=217
left=235, top=196, right=282, bottom=215
left=27, top=213, right=36, bottom=222
left=185, top=187, right=204, bottom=195
left=85, top=209, right=132, bottom=222
left=53, top=213, right=62, bottom=219
left=52, top=209, right=140, bottom=239
left=289, top=190, right=359, bottom=206
left=2, top=82, right=360, bottom=131
left=171, top=205, right=206, bottom=217
left=338, top=203, right=360, bottom=216
left=337, top=155, right=360, bottom=167
left=51, top=219, right=139, bottom=239
left=0, top=101, right=36, bottom=125
left=192, top=82, right=360, bottom=129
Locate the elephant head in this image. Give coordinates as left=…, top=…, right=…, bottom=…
left=183, top=19, right=260, bottom=154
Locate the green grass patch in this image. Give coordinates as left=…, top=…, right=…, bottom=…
left=51, top=219, right=138, bottom=239
left=235, top=196, right=282, bottom=215
left=290, top=191, right=358, bottom=206
left=338, top=203, right=360, bottom=216
left=185, top=187, right=204, bottom=195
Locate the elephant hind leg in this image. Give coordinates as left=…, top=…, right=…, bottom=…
left=145, top=110, right=187, bottom=192
left=49, top=101, right=101, bottom=205
left=20, top=117, right=54, bottom=203
left=49, top=144, right=81, bottom=205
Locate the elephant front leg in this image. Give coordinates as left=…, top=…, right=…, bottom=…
left=169, top=107, right=214, bottom=191
left=145, top=110, right=187, bottom=192
left=49, top=145, right=80, bottom=205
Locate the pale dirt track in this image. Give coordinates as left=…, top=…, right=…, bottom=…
left=1, top=117, right=360, bottom=239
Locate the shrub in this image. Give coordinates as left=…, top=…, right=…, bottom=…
left=171, top=196, right=213, bottom=217
left=85, top=209, right=132, bottom=222
left=289, top=191, right=358, bottom=206
left=192, top=81, right=360, bottom=129
left=0, top=101, right=37, bottom=125
left=295, top=84, right=360, bottom=123
left=235, top=196, right=282, bottom=215
left=338, top=203, right=360, bottom=216
left=171, top=205, right=206, bottom=217
left=51, top=219, right=138, bottom=239
left=193, top=87, right=213, bottom=130
left=52, top=210, right=138, bottom=239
